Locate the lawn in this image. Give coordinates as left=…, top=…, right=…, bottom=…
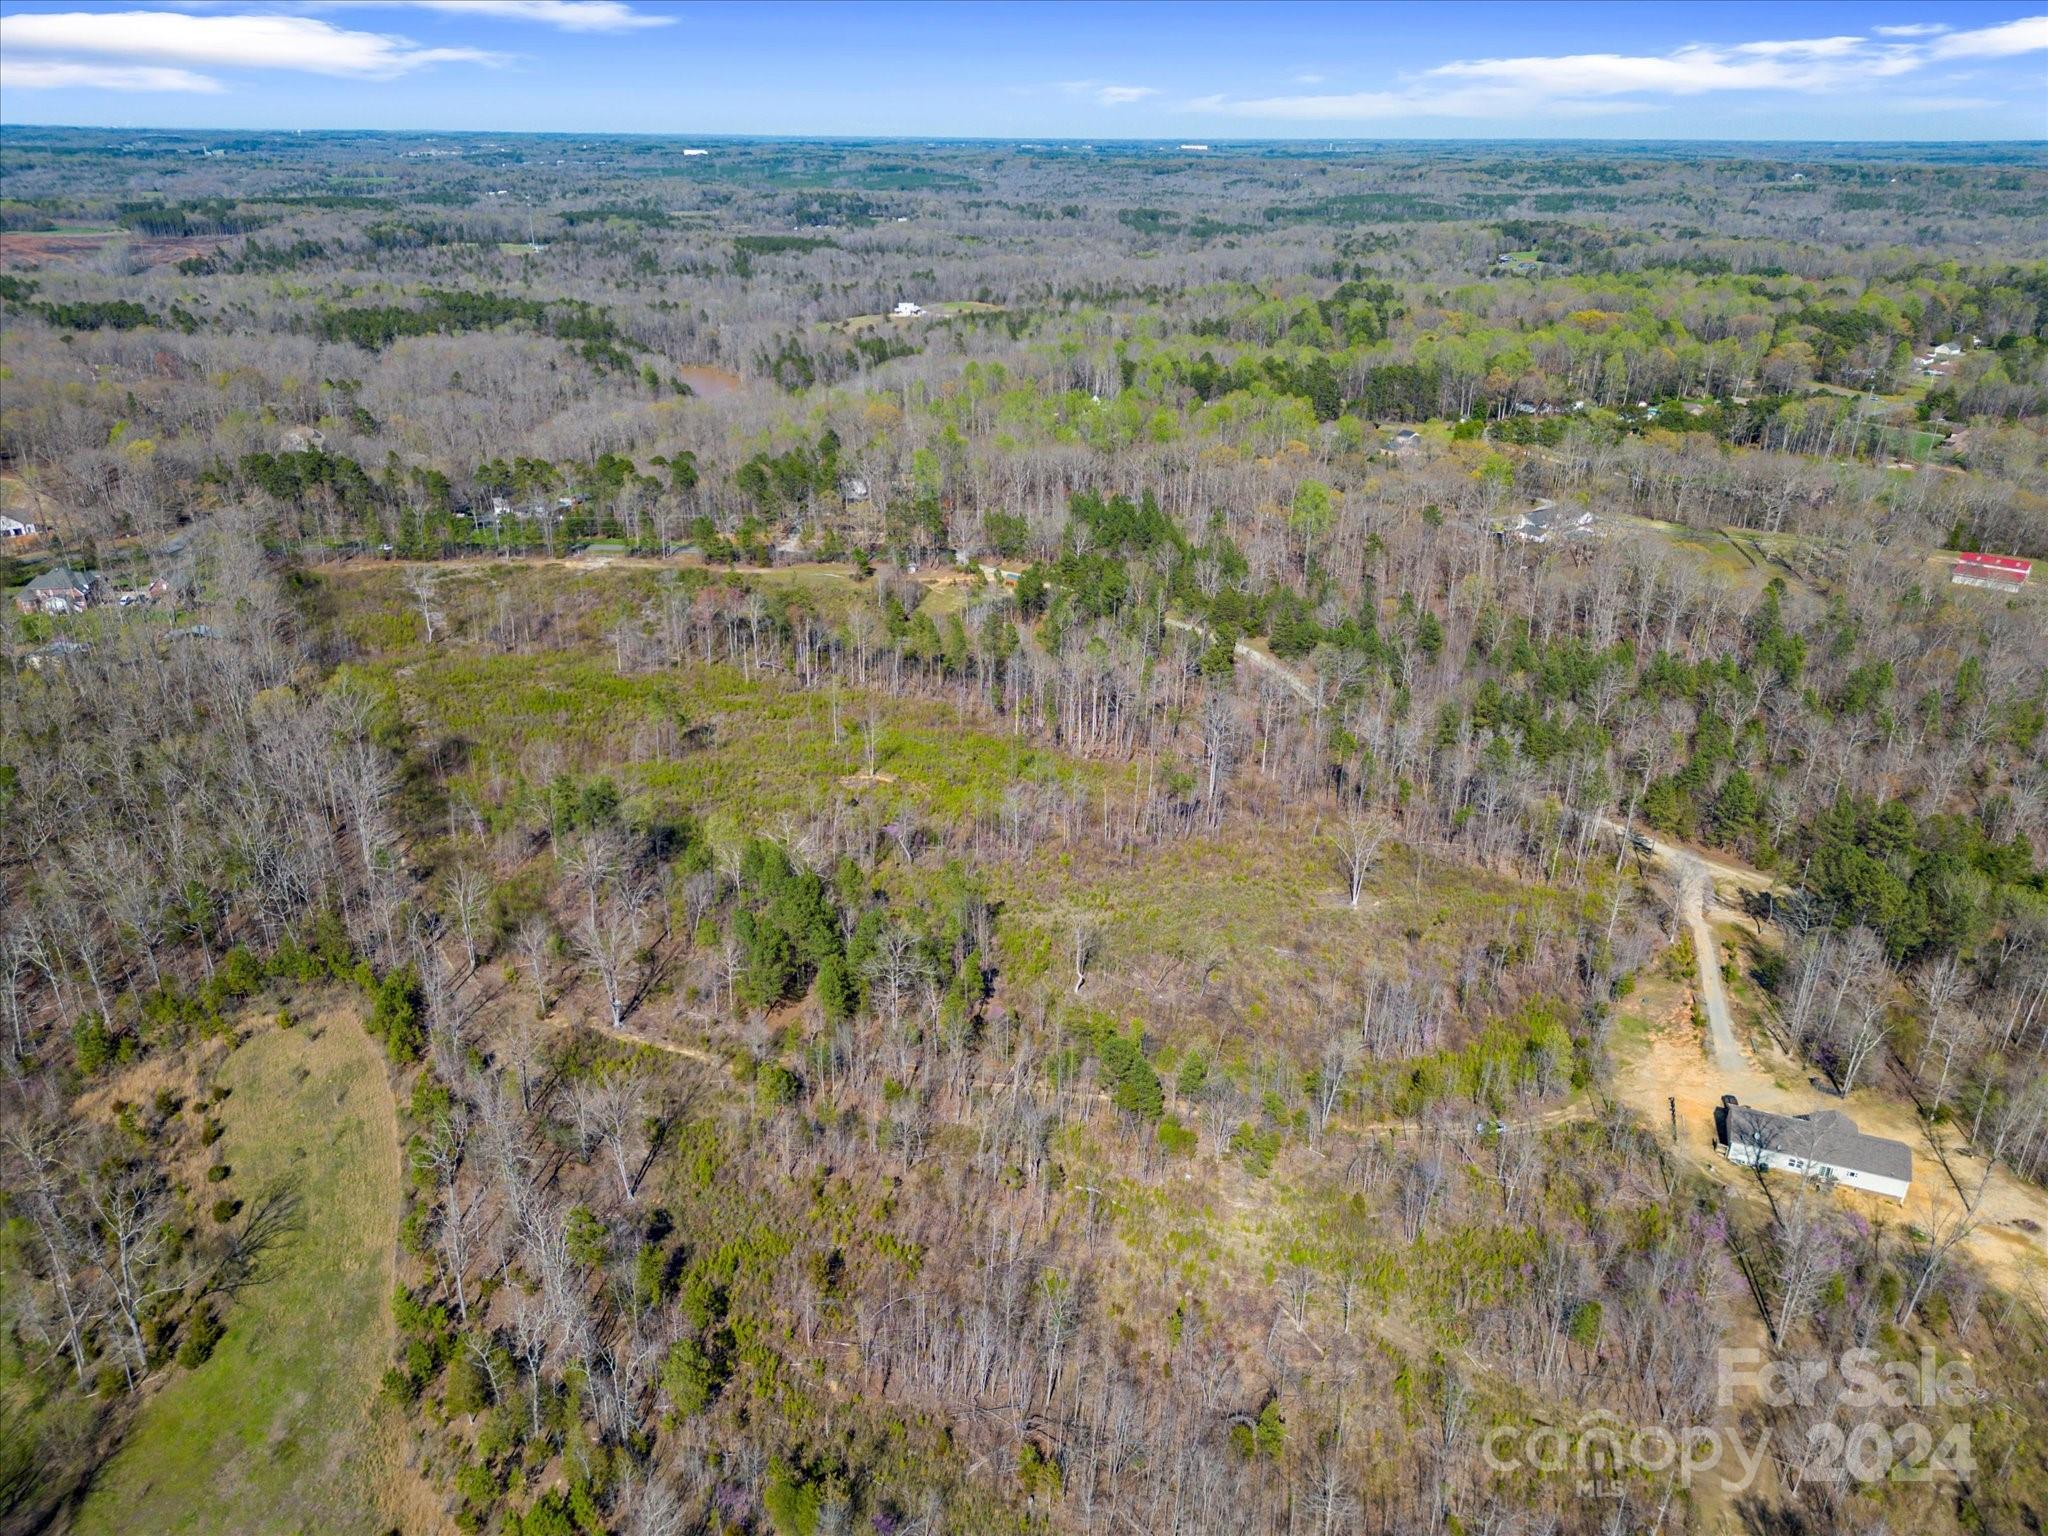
left=74, top=1011, right=400, bottom=1536
left=837, top=299, right=1004, bottom=332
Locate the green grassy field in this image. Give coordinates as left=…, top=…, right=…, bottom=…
left=837, top=299, right=1004, bottom=331
left=366, top=646, right=1111, bottom=829
left=322, top=558, right=939, bottom=658
left=1603, top=512, right=1828, bottom=595
left=75, top=1012, right=399, bottom=1536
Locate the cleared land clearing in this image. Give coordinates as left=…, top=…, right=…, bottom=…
left=0, top=230, right=222, bottom=269
left=363, top=644, right=1113, bottom=828
left=1000, top=829, right=1573, bottom=1042
left=322, top=556, right=991, bottom=654
left=75, top=1010, right=400, bottom=1536
left=837, top=300, right=1002, bottom=332
left=1613, top=915, right=2048, bottom=1296
left=673, top=363, right=745, bottom=397
left=1602, top=511, right=1785, bottom=590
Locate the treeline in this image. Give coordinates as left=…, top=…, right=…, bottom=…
left=311, top=287, right=638, bottom=365
left=0, top=275, right=193, bottom=334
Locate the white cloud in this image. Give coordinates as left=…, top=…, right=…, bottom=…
left=0, top=9, right=505, bottom=79
left=1056, top=79, right=1159, bottom=106
left=1425, top=38, right=1921, bottom=97
left=1192, top=20, right=2048, bottom=121
left=1891, top=93, right=2008, bottom=110
left=1293, top=71, right=1327, bottom=84
left=1874, top=22, right=1951, bottom=36
left=1728, top=35, right=1872, bottom=59
left=1209, top=88, right=1411, bottom=120
left=0, top=57, right=223, bottom=91
left=1205, top=84, right=1647, bottom=121
left=396, top=1, right=670, bottom=31
left=1928, top=15, right=2048, bottom=58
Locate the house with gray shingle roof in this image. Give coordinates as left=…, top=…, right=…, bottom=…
left=14, top=566, right=105, bottom=615
left=1719, top=1098, right=1911, bottom=1201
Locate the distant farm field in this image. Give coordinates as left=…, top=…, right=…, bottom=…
left=74, top=1012, right=399, bottom=1536
left=0, top=230, right=222, bottom=269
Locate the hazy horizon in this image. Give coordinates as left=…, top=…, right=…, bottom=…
left=2, top=1, right=2044, bottom=140
left=3, top=125, right=2045, bottom=150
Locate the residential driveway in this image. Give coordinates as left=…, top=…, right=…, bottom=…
left=1685, top=881, right=1751, bottom=1079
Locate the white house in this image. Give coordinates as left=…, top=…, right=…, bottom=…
left=1721, top=1099, right=1912, bottom=1202
left=1500, top=505, right=1598, bottom=544
left=890, top=301, right=927, bottom=318
left=0, top=516, right=36, bottom=539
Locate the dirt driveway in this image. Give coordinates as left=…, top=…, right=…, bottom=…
left=1618, top=909, right=2048, bottom=1297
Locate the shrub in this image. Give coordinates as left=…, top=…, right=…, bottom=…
left=72, top=1015, right=121, bottom=1076
left=1018, top=1440, right=1063, bottom=1497
left=762, top=1461, right=823, bottom=1536
left=1228, top=1122, right=1280, bottom=1178
left=516, top=1489, right=576, bottom=1536
left=565, top=1205, right=607, bottom=1268
left=455, top=1461, right=497, bottom=1508
left=445, top=1350, right=490, bottom=1418
left=1230, top=1398, right=1286, bottom=1459
left=757, top=1063, right=802, bottom=1108
left=206, top=1162, right=231, bottom=1183
left=662, top=1336, right=722, bottom=1417
left=176, top=1307, right=224, bottom=1369
left=211, top=944, right=263, bottom=1004
left=633, top=1242, right=673, bottom=1308
left=366, top=964, right=426, bottom=1062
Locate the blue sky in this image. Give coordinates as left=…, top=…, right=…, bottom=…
left=1, top=1, right=2044, bottom=140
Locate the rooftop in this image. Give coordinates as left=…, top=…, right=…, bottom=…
left=1726, top=1103, right=1912, bottom=1183
left=21, top=565, right=102, bottom=593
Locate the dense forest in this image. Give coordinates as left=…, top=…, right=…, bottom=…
left=2, top=128, right=2046, bottom=1536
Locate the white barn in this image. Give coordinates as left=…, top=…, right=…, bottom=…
left=1721, top=1099, right=1911, bottom=1202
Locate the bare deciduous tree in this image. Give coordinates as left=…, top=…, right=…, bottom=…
left=578, top=1064, right=649, bottom=1202
left=445, top=864, right=490, bottom=977
left=576, top=878, right=648, bottom=1032
left=1331, top=808, right=1391, bottom=908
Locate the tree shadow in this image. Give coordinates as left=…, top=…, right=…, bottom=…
left=631, top=1091, right=693, bottom=1196
left=204, top=1177, right=306, bottom=1302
